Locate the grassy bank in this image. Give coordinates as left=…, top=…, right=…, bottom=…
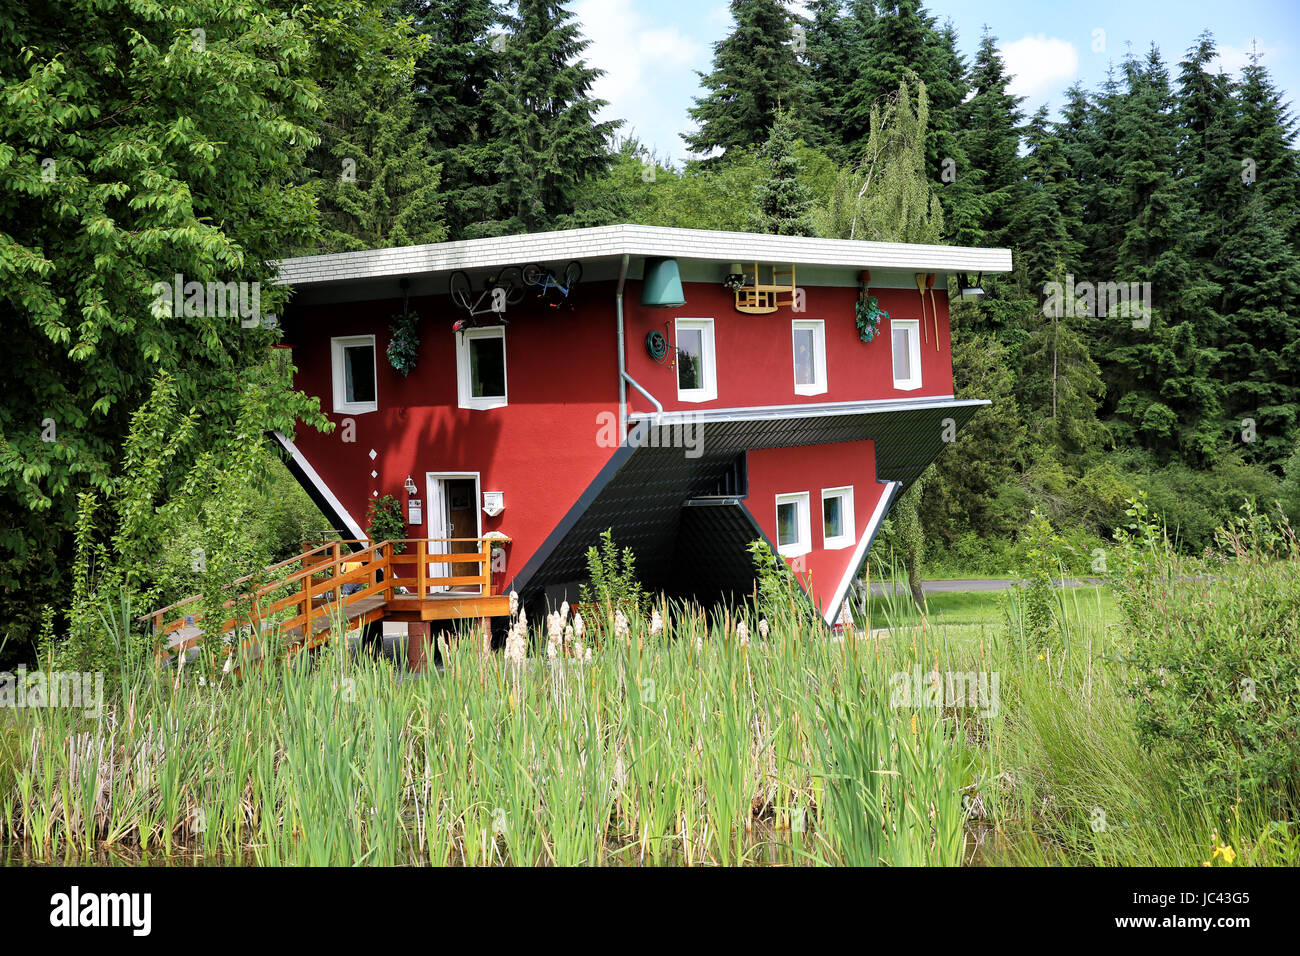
left=0, top=608, right=972, bottom=866
left=3, top=506, right=1295, bottom=866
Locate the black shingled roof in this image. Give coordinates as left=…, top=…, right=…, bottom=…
left=510, top=398, right=987, bottom=603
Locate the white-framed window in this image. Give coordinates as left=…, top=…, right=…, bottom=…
left=791, top=319, right=827, bottom=396
left=821, top=486, right=855, bottom=550
left=891, top=319, right=922, bottom=391
left=456, top=325, right=508, bottom=410
left=775, top=491, right=811, bottom=558
left=675, top=318, right=717, bottom=403
left=331, top=335, right=378, bottom=414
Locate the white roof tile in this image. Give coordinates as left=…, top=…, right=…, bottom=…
left=273, top=223, right=1012, bottom=286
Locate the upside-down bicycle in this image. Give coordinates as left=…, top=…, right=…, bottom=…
left=522, top=261, right=582, bottom=306
left=448, top=267, right=525, bottom=325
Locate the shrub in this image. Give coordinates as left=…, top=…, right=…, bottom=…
left=1281, top=441, right=1300, bottom=525
left=1006, top=510, right=1059, bottom=651
left=1120, top=452, right=1280, bottom=553
left=366, top=495, right=407, bottom=553
left=748, top=539, right=822, bottom=630
left=1109, top=497, right=1300, bottom=817
left=579, top=529, right=647, bottom=621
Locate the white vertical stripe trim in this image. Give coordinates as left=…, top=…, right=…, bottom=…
left=272, top=430, right=367, bottom=540
left=822, top=480, right=899, bottom=626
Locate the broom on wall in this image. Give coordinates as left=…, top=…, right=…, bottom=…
left=915, top=273, right=928, bottom=344
left=914, top=273, right=940, bottom=351
left=927, top=273, right=939, bottom=351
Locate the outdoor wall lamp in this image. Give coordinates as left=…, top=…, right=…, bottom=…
left=404, top=476, right=418, bottom=495
left=641, top=257, right=686, bottom=307
left=958, top=272, right=985, bottom=302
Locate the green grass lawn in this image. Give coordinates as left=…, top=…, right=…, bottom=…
left=863, top=584, right=1118, bottom=632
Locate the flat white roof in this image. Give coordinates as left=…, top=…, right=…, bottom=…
left=274, top=223, right=1012, bottom=287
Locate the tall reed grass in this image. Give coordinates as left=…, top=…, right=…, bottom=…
left=0, top=600, right=972, bottom=866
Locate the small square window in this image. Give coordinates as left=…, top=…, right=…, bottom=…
left=792, top=319, right=827, bottom=395
left=891, top=319, right=922, bottom=391
left=821, top=486, right=855, bottom=550
left=775, top=491, right=811, bottom=557
left=457, top=326, right=508, bottom=410
left=331, top=335, right=377, bottom=414
left=675, top=318, right=717, bottom=402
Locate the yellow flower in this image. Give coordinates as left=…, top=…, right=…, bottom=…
left=1037, top=653, right=1045, bottom=661
left=1212, top=843, right=1236, bottom=864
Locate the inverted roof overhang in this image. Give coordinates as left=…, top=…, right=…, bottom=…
left=274, top=224, right=1013, bottom=287
left=511, top=396, right=989, bottom=600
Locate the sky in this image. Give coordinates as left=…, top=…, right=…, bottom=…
left=570, top=0, right=1300, bottom=166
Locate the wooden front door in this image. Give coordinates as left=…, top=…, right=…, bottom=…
left=426, top=474, right=481, bottom=592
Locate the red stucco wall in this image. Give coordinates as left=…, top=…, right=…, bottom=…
left=622, top=279, right=953, bottom=415
left=745, top=440, right=888, bottom=615
left=282, top=275, right=946, bottom=595
left=283, top=290, right=620, bottom=589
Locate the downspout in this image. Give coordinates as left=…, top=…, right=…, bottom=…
left=616, top=253, right=663, bottom=442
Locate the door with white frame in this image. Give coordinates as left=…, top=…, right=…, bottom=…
left=425, top=472, right=482, bottom=593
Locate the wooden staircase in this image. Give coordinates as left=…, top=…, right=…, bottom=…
left=142, top=537, right=511, bottom=670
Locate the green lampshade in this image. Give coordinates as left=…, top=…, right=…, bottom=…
left=640, top=257, right=686, bottom=308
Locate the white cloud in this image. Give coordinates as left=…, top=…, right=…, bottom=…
left=573, top=0, right=702, bottom=156
left=999, top=34, right=1080, bottom=101
left=705, top=4, right=732, bottom=27
left=1212, top=38, right=1283, bottom=77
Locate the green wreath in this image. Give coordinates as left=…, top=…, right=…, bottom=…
left=388, top=309, right=420, bottom=376
left=856, top=295, right=887, bottom=343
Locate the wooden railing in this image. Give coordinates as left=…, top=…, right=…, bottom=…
left=388, top=537, right=497, bottom=599
left=141, top=537, right=508, bottom=662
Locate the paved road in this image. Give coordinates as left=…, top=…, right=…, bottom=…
left=869, top=577, right=1103, bottom=595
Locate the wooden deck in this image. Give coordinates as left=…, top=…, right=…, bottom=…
left=142, top=537, right=511, bottom=669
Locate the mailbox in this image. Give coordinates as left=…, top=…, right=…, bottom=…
left=482, top=491, right=504, bottom=517
left=407, top=499, right=422, bottom=525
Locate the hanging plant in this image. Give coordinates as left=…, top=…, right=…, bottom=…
left=856, top=295, right=888, bottom=343
left=388, top=308, right=420, bottom=376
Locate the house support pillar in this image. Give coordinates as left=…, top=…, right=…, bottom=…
left=407, top=622, right=432, bottom=673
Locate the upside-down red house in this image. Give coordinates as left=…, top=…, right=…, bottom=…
left=274, top=225, right=1011, bottom=625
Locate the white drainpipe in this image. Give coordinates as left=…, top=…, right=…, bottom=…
left=616, top=253, right=662, bottom=443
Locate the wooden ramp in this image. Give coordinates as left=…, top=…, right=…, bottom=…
left=143, top=537, right=511, bottom=670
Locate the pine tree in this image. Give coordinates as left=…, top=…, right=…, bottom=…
left=1057, top=79, right=1123, bottom=281
left=1099, top=48, right=1223, bottom=461
left=958, top=28, right=1024, bottom=246
left=1019, top=264, right=1106, bottom=456
left=472, top=0, right=619, bottom=236
left=1175, top=32, right=1237, bottom=256
left=1008, top=107, right=1083, bottom=287
left=800, top=0, right=859, bottom=157
left=838, top=1, right=979, bottom=242
left=1212, top=45, right=1300, bottom=463
left=840, top=0, right=959, bottom=147
left=1233, top=45, right=1300, bottom=234
left=749, top=111, right=816, bottom=235
left=685, top=0, right=806, bottom=158
left=402, top=0, right=502, bottom=240
left=1214, top=191, right=1300, bottom=463
left=310, top=65, right=447, bottom=252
